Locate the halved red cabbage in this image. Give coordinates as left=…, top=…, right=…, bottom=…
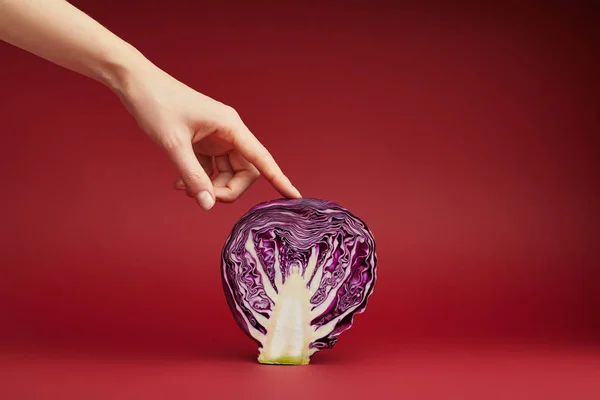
left=221, top=198, right=377, bottom=365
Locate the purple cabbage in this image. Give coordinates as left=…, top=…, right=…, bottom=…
left=221, top=198, right=377, bottom=365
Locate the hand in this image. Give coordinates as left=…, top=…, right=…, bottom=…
left=0, top=0, right=300, bottom=210
left=117, top=63, right=302, bottom=210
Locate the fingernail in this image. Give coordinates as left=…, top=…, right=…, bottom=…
left=290, top=183, right=301, bottom=197
left=196, top=190, right=215, bottom=210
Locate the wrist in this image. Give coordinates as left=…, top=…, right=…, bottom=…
left=95, top=43, right=152, bottom=97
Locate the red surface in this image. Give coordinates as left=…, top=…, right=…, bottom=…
left=1, top=1, right=599, bottom=398
left=1, top=343, right=599, bottom=399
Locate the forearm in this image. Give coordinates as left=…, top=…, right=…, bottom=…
left=0, top=0, right=149, bottom=94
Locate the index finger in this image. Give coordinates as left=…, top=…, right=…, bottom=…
left=233, top=127, right=301, bottom=199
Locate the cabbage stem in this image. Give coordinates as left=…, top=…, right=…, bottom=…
left=258, top=267, right=313, bottom=365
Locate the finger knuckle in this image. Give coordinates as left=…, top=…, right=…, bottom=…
left=161, top=134, right=186, bottom=152
left=270, top=172, right=284, bottom=183
left=223, top=105, right=240, bottom=120
left=181, top=170, right=207, bottom=184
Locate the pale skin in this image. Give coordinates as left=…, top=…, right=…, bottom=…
left=0, top=0, right=302, bottom=210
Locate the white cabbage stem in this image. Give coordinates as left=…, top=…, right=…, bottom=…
left=258, top=265, right=314, bottom=365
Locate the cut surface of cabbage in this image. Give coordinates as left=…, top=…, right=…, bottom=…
left=221, top=198, right=377, bottom=365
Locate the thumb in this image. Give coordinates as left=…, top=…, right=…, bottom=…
left=166, top=139, right=215, bottom=210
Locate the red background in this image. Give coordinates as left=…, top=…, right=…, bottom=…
left=1, top=0, right=599, bottom=398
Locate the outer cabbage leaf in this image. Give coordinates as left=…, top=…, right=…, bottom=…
left=221, top=198, right=377, bottom=365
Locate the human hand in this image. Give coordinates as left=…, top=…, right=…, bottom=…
left=1, top=0, right=300, bottom=210
left=116, top=62, right=302, bottom=210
